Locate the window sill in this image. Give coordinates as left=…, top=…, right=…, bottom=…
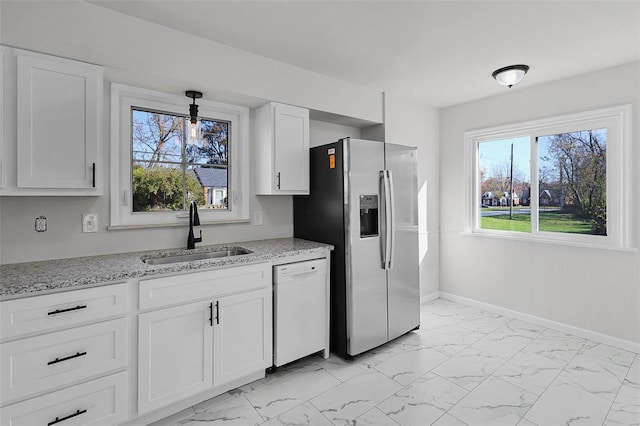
left=459, top=231, right=637, bottom=253
left=108, top=218, right=251, bottom=231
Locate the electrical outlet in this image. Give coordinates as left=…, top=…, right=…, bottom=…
left=35, top=215, right=47, bottom=232
left=82, top=213, right=98, bottom=233
left=254, top=210, right=263, bottom=226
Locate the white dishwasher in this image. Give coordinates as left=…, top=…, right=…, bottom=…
left=273, top=258, right=327, bottom=367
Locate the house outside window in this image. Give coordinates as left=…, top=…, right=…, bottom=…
left=110, top=84, right=249, bottom=228
left=464, top=105, right=631, bottom=249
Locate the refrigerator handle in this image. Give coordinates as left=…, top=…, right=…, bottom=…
left=380, top=170, right=392, bottom=270
left=387, top=170, right=396, bottom=269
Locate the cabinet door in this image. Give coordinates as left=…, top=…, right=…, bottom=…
left=213, top=288, right=272, bottom=387
left=273, top=104, right=309, bottom=193
left=138, top=301, right=213, bottom=414
left=16, top=52, right=101, bottom=190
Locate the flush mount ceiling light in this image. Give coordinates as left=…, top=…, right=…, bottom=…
left=185, top=90, right=203, bottom=142
left=492, top=65, right=530, bottom=88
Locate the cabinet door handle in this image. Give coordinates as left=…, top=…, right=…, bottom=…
left=276, top=172, right=281, bottom=189
left=47, top=351, right=87, bottom=366
left=92, top=162, right=96, bottom=188
left=215, top=301, right=220, bottom=324
left=47, top=305, right=87, bottom=316
left=209, top=302, right=213, bottom=327
left=48, top=409, right=87, bottom=426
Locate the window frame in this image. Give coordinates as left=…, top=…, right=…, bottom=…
left=110, top=84, right=250, bottom=228
left=464, top=105, right=631, bottom=249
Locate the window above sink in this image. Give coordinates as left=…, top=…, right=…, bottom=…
left=109, top=84, right=250, bottom=229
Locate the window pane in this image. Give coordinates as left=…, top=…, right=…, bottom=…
left=131, top=110, right=230, bottom=213
left=132, top=109, right=184, bottom=164
left=186, top=118, right=229, bottom=211
left=478, top=136, right=530, bottom=232
left=537, top=129, right=606, bottom=235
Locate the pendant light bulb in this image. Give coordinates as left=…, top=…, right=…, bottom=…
left=185, top=90, right=203, bottom=143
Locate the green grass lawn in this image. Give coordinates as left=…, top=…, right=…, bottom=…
left=481, top=211, right=595, bottom=234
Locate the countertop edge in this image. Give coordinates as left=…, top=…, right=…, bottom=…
left=0, top=238, right=333, bottom=300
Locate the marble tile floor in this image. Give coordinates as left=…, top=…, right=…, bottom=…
left=151, top=298, right=640, bottom=426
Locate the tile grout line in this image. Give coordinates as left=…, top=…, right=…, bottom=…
left=600, top=352, right=639, bottom=425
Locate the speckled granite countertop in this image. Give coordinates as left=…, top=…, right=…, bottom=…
left=0, top=238, right=333, bottom=300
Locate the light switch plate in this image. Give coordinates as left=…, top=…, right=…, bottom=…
left=82, top=213, right=98, bottom=233
left=254, top=210, right=263, bottom=226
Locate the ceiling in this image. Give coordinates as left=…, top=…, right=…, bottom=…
left=89, top=0, right=640, bottom=109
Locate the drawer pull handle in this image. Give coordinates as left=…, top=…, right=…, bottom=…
left=48, top=409, right=87, bottom=426
left=47, top=305, right=87, bottom=315
left=47, top=351, right=87, bottom=365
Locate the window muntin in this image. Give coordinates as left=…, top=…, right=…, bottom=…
left=465, top=105, right=630, bottom=249
left=110, top=84, right=249, bottom=228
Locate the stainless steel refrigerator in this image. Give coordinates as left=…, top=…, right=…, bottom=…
left=293, top=138, right=420, bottom=358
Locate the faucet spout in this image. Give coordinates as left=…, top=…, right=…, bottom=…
left=187, top=201, right=203, bottom=249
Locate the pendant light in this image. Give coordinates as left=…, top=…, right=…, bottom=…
left=185, top=90, right=203, bottom=143
left=492, top=65, right=529, bottom=88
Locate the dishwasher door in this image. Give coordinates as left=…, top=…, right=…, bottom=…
left=273, top=258, right=327, bottom=367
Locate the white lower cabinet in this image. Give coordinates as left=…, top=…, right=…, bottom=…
left=137, top=300, right=213, bottom=414
left=1, top=371, right=127, bottom=426
left=0, top=283, right=129, bottom=425
left=137, top=263, right=272, bottom=417
left=214, top=288, right=272, bottom=387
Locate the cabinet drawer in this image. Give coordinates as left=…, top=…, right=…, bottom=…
left=139, top=263, right=271, bottom=310
left=1, top=318, right=128, bottom=404
left=1, top=283, right=127, bottom=340
left=1, top=371, right=127, bottom=426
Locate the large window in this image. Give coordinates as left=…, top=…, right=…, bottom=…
left=465, top=105, right=631, bottom=249
left=110, top=84, right=249, bottom=228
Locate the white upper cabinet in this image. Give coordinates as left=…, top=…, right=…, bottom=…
left=0, top=47, right=103, bottom=196
left=255, top=102, right=309, bottom=195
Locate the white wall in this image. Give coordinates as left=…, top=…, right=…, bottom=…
left=439, top=61, right=640, bottom=344
left=309, top=120, right=362, bottom=148
left=383, top=93, right=440, bottom=297
left=0, top=1, right=382, bottom=123
left=0, top=1, right=373, bottom=264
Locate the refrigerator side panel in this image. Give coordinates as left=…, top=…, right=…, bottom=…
left=293, top=141, right=349, bottom=357
left=346, top=139, right=388, bottom=355
left=385, top=143, right=420, bottom=340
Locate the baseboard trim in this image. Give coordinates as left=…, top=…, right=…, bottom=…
left=438, top=291, right=640, bottom=354
left=420, top=291, right=441, bottom=304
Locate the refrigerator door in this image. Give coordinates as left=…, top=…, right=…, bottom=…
left=385, top=143, right=420, bottom=340
left=345, top=138, right=389, bottom=355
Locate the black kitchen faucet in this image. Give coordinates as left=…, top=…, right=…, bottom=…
left=187, top=201, right=202, bottom=249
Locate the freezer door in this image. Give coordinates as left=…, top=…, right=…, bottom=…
left=345, top=138, right=389, bottom=356
left=385, top=143, right=420, bottom=340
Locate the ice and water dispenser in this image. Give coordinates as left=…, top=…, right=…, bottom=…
left=359, top=195, right=379, bottom=238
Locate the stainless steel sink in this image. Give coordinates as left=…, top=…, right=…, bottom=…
left=142, top=247, right=252, bottom=265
